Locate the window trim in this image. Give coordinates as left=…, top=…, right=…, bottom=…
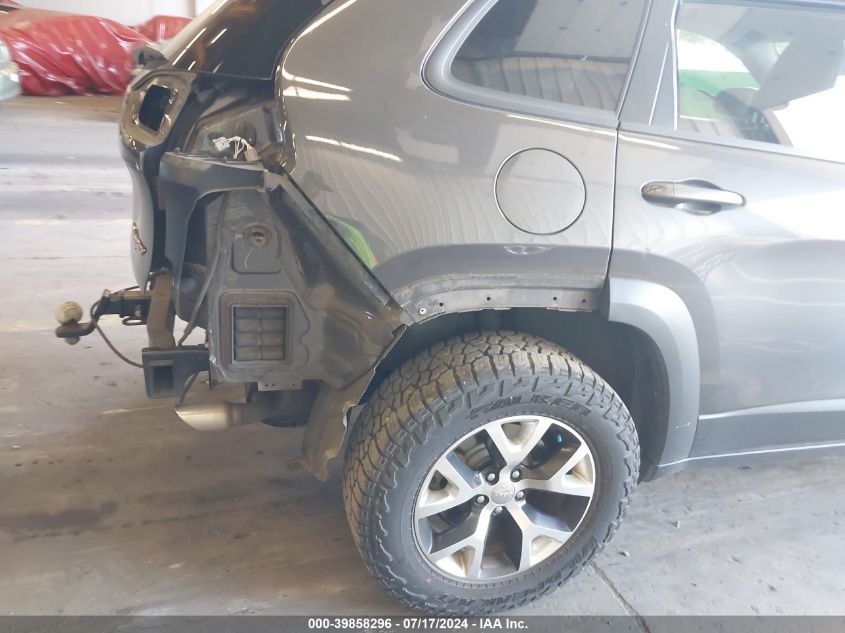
left=622, top=120, right=845, bottom=167
left=423, top=0, right=653, bottom=128
left=647, top=0, right=845, bottom=165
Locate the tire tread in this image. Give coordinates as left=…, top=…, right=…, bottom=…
left=342, top=331, right=639, bottom=614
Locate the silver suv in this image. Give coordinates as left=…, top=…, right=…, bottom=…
left=56, top=0, right=845, bottom=614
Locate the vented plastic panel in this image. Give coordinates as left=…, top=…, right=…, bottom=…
left=232, top=306, right=288, bottom=362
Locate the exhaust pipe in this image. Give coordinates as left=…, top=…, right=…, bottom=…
left=175, top=392, right=274, bottom=431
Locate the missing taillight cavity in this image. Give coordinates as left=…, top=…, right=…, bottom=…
left=138, top=85, right=172, bottom=132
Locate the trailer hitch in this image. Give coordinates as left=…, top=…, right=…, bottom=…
left=54, top=273, right=208, bottom=399
left=54, top=273, right=176, bottom=349
left=55, top=288, right=151, bottom=345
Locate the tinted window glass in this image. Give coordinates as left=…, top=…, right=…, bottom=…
left=451, top=0, right=646, bottom=111
left=677, top=1, right=845, bottom=161
left=165, top=0, right=333, bottom=79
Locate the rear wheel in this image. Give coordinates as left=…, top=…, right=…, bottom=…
left=342, top=331, right=639, bottom=614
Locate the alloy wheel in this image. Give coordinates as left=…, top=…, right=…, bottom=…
left=414, top=415, right=596, bottom=580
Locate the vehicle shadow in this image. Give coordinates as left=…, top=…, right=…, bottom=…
left=3, top=335, right=843, bottom=616
left=0, top=366, right=406, bottom=615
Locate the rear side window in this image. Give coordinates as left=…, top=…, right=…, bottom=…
left=676, top=1, right=845, bottom=161
left=451, top=0, right=647, bottom=111
left=165, top=0, right=333, bottom=79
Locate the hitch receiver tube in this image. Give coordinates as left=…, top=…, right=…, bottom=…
left=54, top=288, right=154, bottom=344
left=55, top=273, right=209, bottom=399
left=142, top=347, right=210, bottom=399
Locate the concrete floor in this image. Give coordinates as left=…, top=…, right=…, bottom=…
left=1, top=96, right=844, bottom=617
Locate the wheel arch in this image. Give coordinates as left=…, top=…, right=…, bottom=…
left=301, top=279, right=701, bottom=480
left=602, top=276, right=701, bottom=470
left=357, top=287, right=697, bottom=479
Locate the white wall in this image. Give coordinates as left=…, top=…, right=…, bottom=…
left=19, top=0, right=195, bottom=24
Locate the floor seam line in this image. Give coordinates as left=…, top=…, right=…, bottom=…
left=592, top=562, right=652, bottom=633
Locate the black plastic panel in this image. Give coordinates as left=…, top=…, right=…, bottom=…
left=232, top=305, right=288, bottom=362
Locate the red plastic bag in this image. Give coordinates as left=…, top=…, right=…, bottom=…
left=0, top=11, right=150, bottom=96
left=135, top=15, right=191, bottom=43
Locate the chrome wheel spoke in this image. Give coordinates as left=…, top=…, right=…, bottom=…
left=417, top=452, right=482, bottom=518
left=522, top=441, right=594, bottom=497
left=428, top=506, right=493, bottom=578
left=558, top=442, right=592, bottom=476
left=414, top=415, right=596, bottom=581
left=486, top=417, right=553, bottom=468
left=525, top=473, right=594, bottom=497
left=508, top=504, right=573, bottom=572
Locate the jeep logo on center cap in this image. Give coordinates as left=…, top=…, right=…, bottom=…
left=490, top=482, right=516, bottom=505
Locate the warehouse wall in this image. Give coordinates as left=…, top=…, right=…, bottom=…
left=18, top=0, right=195, bottom=24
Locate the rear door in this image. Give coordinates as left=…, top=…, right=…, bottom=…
left=616, top=0, right=845, bottom=458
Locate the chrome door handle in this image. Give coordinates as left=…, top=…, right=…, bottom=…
left=642, top=180, right=745, bottom=214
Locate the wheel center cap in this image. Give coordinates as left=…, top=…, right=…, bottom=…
left=490, top=482, right=516, bottom=505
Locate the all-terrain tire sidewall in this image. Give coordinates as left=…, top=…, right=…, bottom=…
left=343, top=333, right=638, bottom=613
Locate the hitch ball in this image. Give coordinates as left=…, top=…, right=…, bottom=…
left=55, top=301, right=84, bottom=326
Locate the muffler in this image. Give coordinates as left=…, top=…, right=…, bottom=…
left=175, top=392, right=274, bottom=431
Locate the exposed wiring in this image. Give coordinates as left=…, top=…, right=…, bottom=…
left=178, top=194, right=230, bottom=347
left=177, top=254, right=222, bottom=346
left=89, top=290, right=144, bottom=369
left=178, top=371, right=203, bottom=406
left=96, top=324, right=144, bottom=369
left=213, top=136, right=260, bottom=162
left=95, top=324, right=144, bottom=369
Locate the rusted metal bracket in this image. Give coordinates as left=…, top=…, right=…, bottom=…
left=146, top=272, right=176, bottom=349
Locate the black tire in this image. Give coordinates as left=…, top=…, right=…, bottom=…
left=342, top=331, right=639, bottom=614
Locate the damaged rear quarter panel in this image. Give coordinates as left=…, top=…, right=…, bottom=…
left=278, top=0, right=616, bottom=318
left=156, top=153, right=407, bottom=394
